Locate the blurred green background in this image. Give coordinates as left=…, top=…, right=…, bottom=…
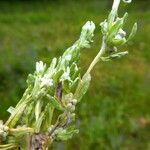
left=0, top=0, right=150, bottom=149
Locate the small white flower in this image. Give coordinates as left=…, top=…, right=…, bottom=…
left=65, top=54, right=72, bottom=61
left=118, top=29, right=126, bottom=37
left=82, top=21, right=95, bottom=33
left=40, top=74, right=53, bottom=88
left=60, top=67, right=71, bottom=81
left=100, top=20, right=108, bottom=34
left=114, top=34, right=123, bottom=40
left=114, top=29, right=126, bottom=41
left=80, top=21, right=95, bottom=44
left=36, top=61, right=46, bottom=73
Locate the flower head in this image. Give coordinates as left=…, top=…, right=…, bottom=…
left=36, top=61, right=46, bottom=74
left=40, top=74, right=53, bottom=88
left=80, top=21, right=95, bottom=48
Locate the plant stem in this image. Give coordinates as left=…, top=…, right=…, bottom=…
left=84, top=37, right=106, bottom=76
left=9, top=127, right=34, bottom=135
left=108, top=0, right=121, bottom=23
left=112, top=0, right=120, bottom=15
left=84, top=0, right=121, bottom=77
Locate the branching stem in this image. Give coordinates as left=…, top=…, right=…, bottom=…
left=84, top=36, right=106, bottom=76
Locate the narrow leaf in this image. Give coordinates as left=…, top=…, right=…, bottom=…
left=74, top=73, right=91, bottom=102
left=127, top=23, right=137, bottom=42
left=46, top=95, right=64, bottom=111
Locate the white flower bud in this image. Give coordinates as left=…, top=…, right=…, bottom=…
left=100, top=20, right=108, bottom=34
left=71, top=99, right=77, bottom=105
left=112, top=28, right=127, bottom=46
left=60, top=67, right=71, bottom=81
left=70, top=105, right=75, bottom=112
left=36, top=61, right=46, bottom=73
left=114, top=34, right=123, bottom=40
left=118, top=29, right=126, bottom=37
left=64, top=54, right=72, bottom=61
left=71, top=113, right=76, bottom=121
left=66, top=103, right=75, bottom=112
left=80, top=21, right=95, bottom=48
left=82, top=21, right=95, bottom=33
left=66, top=103, right=73, bottom=110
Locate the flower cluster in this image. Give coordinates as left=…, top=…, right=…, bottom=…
left=100, top=0, right=137, bottom=52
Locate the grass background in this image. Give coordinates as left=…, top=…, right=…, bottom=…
left=0, top=0, right=150, bottom=149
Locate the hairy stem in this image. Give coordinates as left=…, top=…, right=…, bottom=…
left=109, top=0, right=121, bottom=23
left=84, top=37, right=106, bottom=76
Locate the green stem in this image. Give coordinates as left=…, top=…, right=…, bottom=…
left=9, top=127, right=34, bottom=135
left=108, top=0, right=121, bottom=23
left=112, top=0, right=121, bottom=14
left=84, top=37, right=107, bottom=76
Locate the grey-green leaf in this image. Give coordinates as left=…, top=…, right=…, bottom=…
left=101, top=51, right=128, bottom=61
left=56, top=127, right=79, bottom=141
left=107, top=19, right=123, bottom=44
left=108, top=13, right=128, bottom=41
left=127, top=23, right=137, bottom=42
left=74, top=73, right=91, bottom=102
left=46, top=95, right=64, bottom=111
left=7, top=106, right=15, bottom=114
left=48, top=58, right=57, bottom=71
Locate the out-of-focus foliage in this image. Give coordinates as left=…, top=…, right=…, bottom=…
left=0, top=0, right=150, bottom=149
